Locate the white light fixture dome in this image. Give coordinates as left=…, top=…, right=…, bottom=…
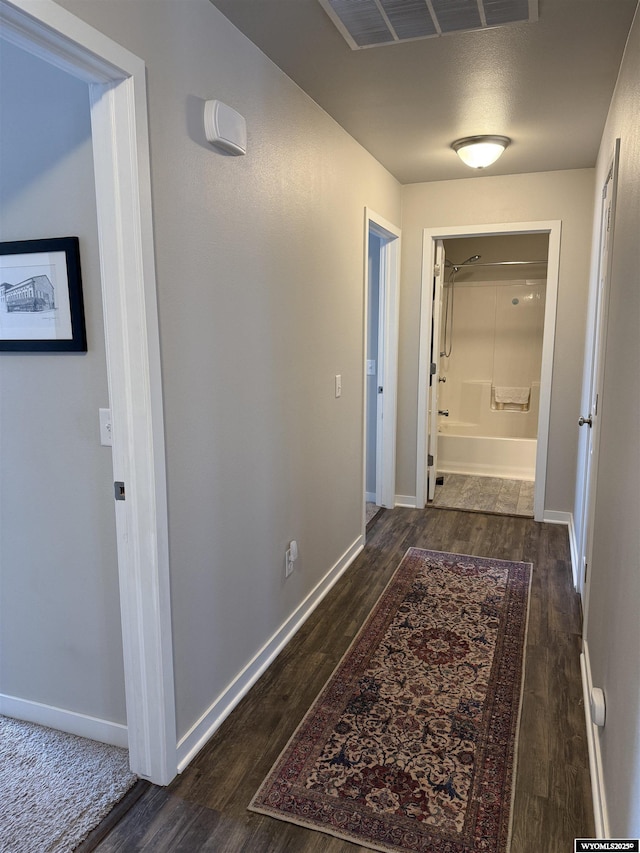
left=452, top=135, right=511, bottom=169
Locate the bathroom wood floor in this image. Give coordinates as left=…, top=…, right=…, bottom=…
left=88, top=506, right=592, bottom=852
left=431, top=473, right=535, bottom=516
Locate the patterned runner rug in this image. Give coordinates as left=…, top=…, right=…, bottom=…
left=249, top=548, right=531, bottom=853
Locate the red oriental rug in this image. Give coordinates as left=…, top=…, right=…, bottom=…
left=249, top=548, right=532, bottom=853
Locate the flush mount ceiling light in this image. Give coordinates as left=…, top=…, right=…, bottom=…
left=451, top=135, right=511, bottom=169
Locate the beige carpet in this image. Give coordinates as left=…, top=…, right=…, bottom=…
left=366, top=501, right=382, bottom=525
left=0, top=715, right=137, bottom=853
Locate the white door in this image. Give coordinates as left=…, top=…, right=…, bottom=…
left=427, top=241, right=446, bottom=501
left=577, top=141, right=619, bottom=603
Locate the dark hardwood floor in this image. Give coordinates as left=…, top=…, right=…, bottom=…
left=91, top=506, right=593, bottom=852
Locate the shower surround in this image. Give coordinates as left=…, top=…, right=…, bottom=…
left=438, top=279, right=546, bottom=480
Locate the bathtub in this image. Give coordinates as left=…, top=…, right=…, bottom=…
left=437, top=430, right=536, bottom=481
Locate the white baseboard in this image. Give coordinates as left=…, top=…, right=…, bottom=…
left=568, top=514, right=579, bottom=589
left=0, top=693, right=128, bottom=748
left=580, top=641, right=609, bottom=837
left=176, top=534, right=365, bottom=772
left=542, top=510, right=571, bottom=525
left=542, top=511, right=579, bottom=588
left=395, top=495, right=417, bottom=508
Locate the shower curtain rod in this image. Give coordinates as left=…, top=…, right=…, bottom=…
left=460, top=259, right=547, bottom=267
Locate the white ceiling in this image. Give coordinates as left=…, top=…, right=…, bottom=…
left=207, top=0, right=637, bottom=184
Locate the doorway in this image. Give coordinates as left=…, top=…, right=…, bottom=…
left=0, top=36, right=127, bottom=741
left=363, top=210, right=401, bottom=527
left=0, top=0, right=176, bottom=784
left=432, top=234, right=548, bottom=516
left=417, top=221, right=561, bottom=521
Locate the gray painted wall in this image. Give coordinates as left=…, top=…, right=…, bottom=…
left=399, top=169, right=595, bottom=512
left=0, top=41, right=126, bottom=723
left=57, top=0, right=402, bottom=740
left=582, top=7, right=640, bottom=836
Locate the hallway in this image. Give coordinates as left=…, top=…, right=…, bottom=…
left=89, top=506, right=593, bottom=852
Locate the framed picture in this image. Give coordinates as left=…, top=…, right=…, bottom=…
left=0, top=237, right=87, bottom=352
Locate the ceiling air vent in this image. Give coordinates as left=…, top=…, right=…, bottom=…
left=318, top=0, right=537, bottom=49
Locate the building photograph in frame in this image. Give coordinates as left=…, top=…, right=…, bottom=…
left=0, top=236, right=87, bottom=352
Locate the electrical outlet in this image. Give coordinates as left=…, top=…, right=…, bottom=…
left=285, top=539, right=298, bottom=577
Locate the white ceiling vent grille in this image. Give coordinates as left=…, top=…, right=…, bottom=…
left=318, top=0, right=537, bottom=49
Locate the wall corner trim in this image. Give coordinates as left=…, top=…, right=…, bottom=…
left=568, top=513, right=579, bottom=590
left=580, top=641, right=610, bottom=837
left=175, top=534, right=365, bottom=772
left=0, top=694, right=128, bottom=748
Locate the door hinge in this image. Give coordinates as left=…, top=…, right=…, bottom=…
left=430, top=362, right=437, bottom=375
left=378, top=386, right=383, bottom=394
left=428, top=454, right=434, bottom=467
left=434, top=264, right=441, bottom=277
left=584, top=561, right=588, bottom=582
left=114, top=481, right=126, bottom=501
left=595, top=393, right=599, bottom=416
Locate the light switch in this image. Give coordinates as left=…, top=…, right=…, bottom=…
left=99, top=408, right=112, bottom=446
left=335, top=374, right=342, bottom=398
left=366, top=359, right=376, bottom=376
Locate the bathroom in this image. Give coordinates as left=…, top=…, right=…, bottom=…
left=433, top=233, right=549, bottom=516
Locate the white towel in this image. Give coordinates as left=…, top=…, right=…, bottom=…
left=494, top=386, right=530, bottom=405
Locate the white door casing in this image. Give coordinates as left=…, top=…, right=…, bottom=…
left=363, top=209, right=401, bottom=515
left=374, top=245, right=385, bottom=505
left=0, top=0, right=177, bottom=784
left=427, top=241, right=445, bottom=502
left=416, top=221, right=561, bottom=520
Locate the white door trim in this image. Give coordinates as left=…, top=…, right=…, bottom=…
left=363, top=209, right=401, bottom=517
left=416, top=220, right=561, bottom=521
left=1, top=0, right=177, bottom=784
left=427, top=241, right=446, bottom=502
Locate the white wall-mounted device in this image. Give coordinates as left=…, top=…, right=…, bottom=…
left=99, top=408, right=112, bottom=446
left=590, top=686, right=606, bottom=727
left=204, top=99, right=247, bottom=156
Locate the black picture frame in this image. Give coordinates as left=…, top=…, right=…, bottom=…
left=0, top=237, right=87, bottom=352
